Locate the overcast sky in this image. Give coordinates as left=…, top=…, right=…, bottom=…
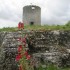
left=0, top=0, right=70, bottom=28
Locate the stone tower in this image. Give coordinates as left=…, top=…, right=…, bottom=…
left=23, top=5, right=41, bottom=25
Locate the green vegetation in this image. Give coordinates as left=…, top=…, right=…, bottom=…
left=38, top=64, right=70, bottom=70
left=0, top=27, right=17, bottom=32
left=35, top=64, right=70, bottom=70
left=24, top=24, right=70, bottom=30
left=24, top=21, right=70, bottom=30
left=0, top=22, right=70, bottom=31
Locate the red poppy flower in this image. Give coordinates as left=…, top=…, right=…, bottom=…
left=15, top=54, right=22, bottom=61
left=18, top=22, right=21, bottom=29
left=18, top=22, right=24, bottom=29
left=19, top=64, right=23, bottom=70
left=18, top=45, right=23, bottom=52
left=26, top=55, right=31, bottom=60
left=21, top=23, right=24, bottom=29
left=24, top=51, right=28, bottom=57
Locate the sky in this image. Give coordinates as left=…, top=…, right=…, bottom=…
left=0, top=0, right=70, bottom=28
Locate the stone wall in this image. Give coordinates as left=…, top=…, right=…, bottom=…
left=0, top=31, right=22, bottom=70
left=27, top=30, right=70, bottom=51
left=27, top=30, right=70, bottom=67
left=0, top=32, right=7, bottom=47
left=0, top=30, right=70, bottom=69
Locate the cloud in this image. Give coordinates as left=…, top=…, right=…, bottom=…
left=0, top=0, right=70, bottom=28
left=42, top=0, right=70, bottom=25
left=0, top=18, right=18, bottom=28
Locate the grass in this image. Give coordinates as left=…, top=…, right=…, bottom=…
left=24, top=25, right=70, bottom=30
left=37, top=64, right=70, bottom=70
left=0, top=27, right=17, bottom=32
left=0, top=24, right=70, bottom=32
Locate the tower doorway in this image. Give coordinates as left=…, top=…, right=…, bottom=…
left=30, top=22, right=34, bottom=25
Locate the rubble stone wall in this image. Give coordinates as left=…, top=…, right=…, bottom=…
left=27, top=30, right=70, bottom=67
left=0, top=30, right=70, bottom=69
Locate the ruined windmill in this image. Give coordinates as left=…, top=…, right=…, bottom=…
left=23, top=4, right=41, bottom=25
